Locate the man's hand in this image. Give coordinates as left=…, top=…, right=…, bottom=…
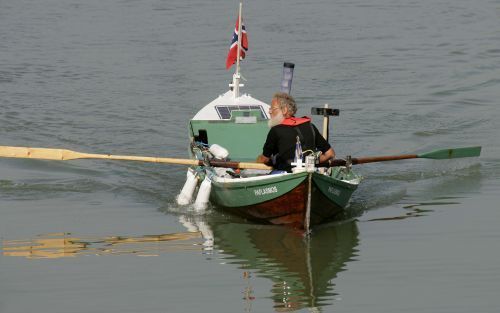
left=256, top=154, right=270, bottom=164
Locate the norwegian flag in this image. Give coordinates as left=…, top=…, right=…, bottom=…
left=226, top=16, right=248, bottom=70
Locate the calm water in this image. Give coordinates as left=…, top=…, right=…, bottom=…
left=1, top=0, right=500, bottom=312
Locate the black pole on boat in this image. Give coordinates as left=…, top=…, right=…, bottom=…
left=280, top=62, right=295, bottom=94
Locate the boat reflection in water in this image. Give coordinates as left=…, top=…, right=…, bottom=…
left=183, top=215, right=360, bottom=312
left=1, top=231, right=203, bottom=259
left=3, top=215, right=359, bottom=312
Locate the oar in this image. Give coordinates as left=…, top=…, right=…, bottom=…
left=325, top=146, right=482, bottom=167
left=0, top=145, right=481, bottom=170
left=0, top=145, right=272, bottom=170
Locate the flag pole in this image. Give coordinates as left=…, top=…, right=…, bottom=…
left=233, top=1, right=243, bottom=98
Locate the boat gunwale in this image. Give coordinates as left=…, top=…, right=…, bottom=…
left=312, top=171, right=361, bottom=190
left=210, top=168, right=361, bottom=188
left=210, top=171, right=304, bottom=184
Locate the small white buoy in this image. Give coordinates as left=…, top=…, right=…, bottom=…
left=194, top=175, right=212, bottom=211
left=177, top=169, right=198, bottom=205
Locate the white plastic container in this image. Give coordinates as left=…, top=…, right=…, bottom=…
left=305, top=155, right=316, bottom=173
left=209, top=144, right=229, bottom=159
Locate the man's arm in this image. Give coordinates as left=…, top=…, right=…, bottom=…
left=311, top=123, right=336, bottom=163
left=319, top=147, right=335, bottom=163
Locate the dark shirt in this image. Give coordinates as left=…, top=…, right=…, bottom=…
left=262, top=121, right=331, bottom=172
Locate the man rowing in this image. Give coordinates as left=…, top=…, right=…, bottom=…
left=256, top=92, right=335, bottom=172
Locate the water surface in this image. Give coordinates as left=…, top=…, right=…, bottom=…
left=1, top=0, right=500, bottom=312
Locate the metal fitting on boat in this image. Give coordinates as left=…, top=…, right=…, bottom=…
left=346, top=155, right=352, bottom=172
left=305, top=155, right=315, bottom=173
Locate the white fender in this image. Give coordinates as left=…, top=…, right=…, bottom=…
left=176, top=169, right=198, bottom=205
left=194, top=175, right=212, bottom=211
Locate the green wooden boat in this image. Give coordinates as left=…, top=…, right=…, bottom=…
left=183, top=61, right=361, bottom=231
left=180, top=3, right=362, bottom=231
left=186, top=90, right=362, bottom=230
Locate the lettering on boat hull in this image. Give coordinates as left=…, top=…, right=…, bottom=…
left=254, top=186, right=278, bottom=196
left=328, top=186, right=341, bottom=196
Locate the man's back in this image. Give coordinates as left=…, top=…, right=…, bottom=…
left=262, top=121, right=330, bottom=172
left=256, top=92, right=335, bottom=169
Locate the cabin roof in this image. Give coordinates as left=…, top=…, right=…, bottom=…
left=192, top=90, right=270, bottom=121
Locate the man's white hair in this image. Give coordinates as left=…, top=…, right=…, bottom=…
left=273, top=92, right=297, bottom=116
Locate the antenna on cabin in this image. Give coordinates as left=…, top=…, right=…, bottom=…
left=231, top=2, right=244, bottom=98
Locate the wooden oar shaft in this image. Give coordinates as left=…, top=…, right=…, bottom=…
left=209, top=160, right=271, bottom=170
left=0, top=146, right=197, bottom=164
left=322, top=155, right=417, bottom=167
left=325, top=146, right=480, bottom=167
left=352, top=154, right=418, bottom=165
left=0, top=145, right=272, bottom=170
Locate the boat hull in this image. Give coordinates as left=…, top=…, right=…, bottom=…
left=209, top=169, right=360, bottom=230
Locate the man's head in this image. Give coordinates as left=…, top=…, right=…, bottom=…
left=268, top=92, right=297, bottom=127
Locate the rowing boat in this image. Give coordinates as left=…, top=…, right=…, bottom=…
left=180, top=3, right=361, bottom=232
left=185, top=90, right=361, bottom=231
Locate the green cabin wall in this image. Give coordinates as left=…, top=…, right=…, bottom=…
left=189, top=111, right=270, bottom=161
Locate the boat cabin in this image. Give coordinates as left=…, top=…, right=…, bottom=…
left=189, top=90, right=270, bottom=161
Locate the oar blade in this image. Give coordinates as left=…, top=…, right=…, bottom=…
left=0, top=146, right=82, bottom=161
left=418, top=146, right=481, bottom=159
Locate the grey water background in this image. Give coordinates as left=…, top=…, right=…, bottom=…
left=1, top=0, right=499, bottom=312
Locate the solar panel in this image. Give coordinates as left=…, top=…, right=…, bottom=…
left=215, top=105, right=266, bottom=120
left=216, top=106, right=231, bottom=119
